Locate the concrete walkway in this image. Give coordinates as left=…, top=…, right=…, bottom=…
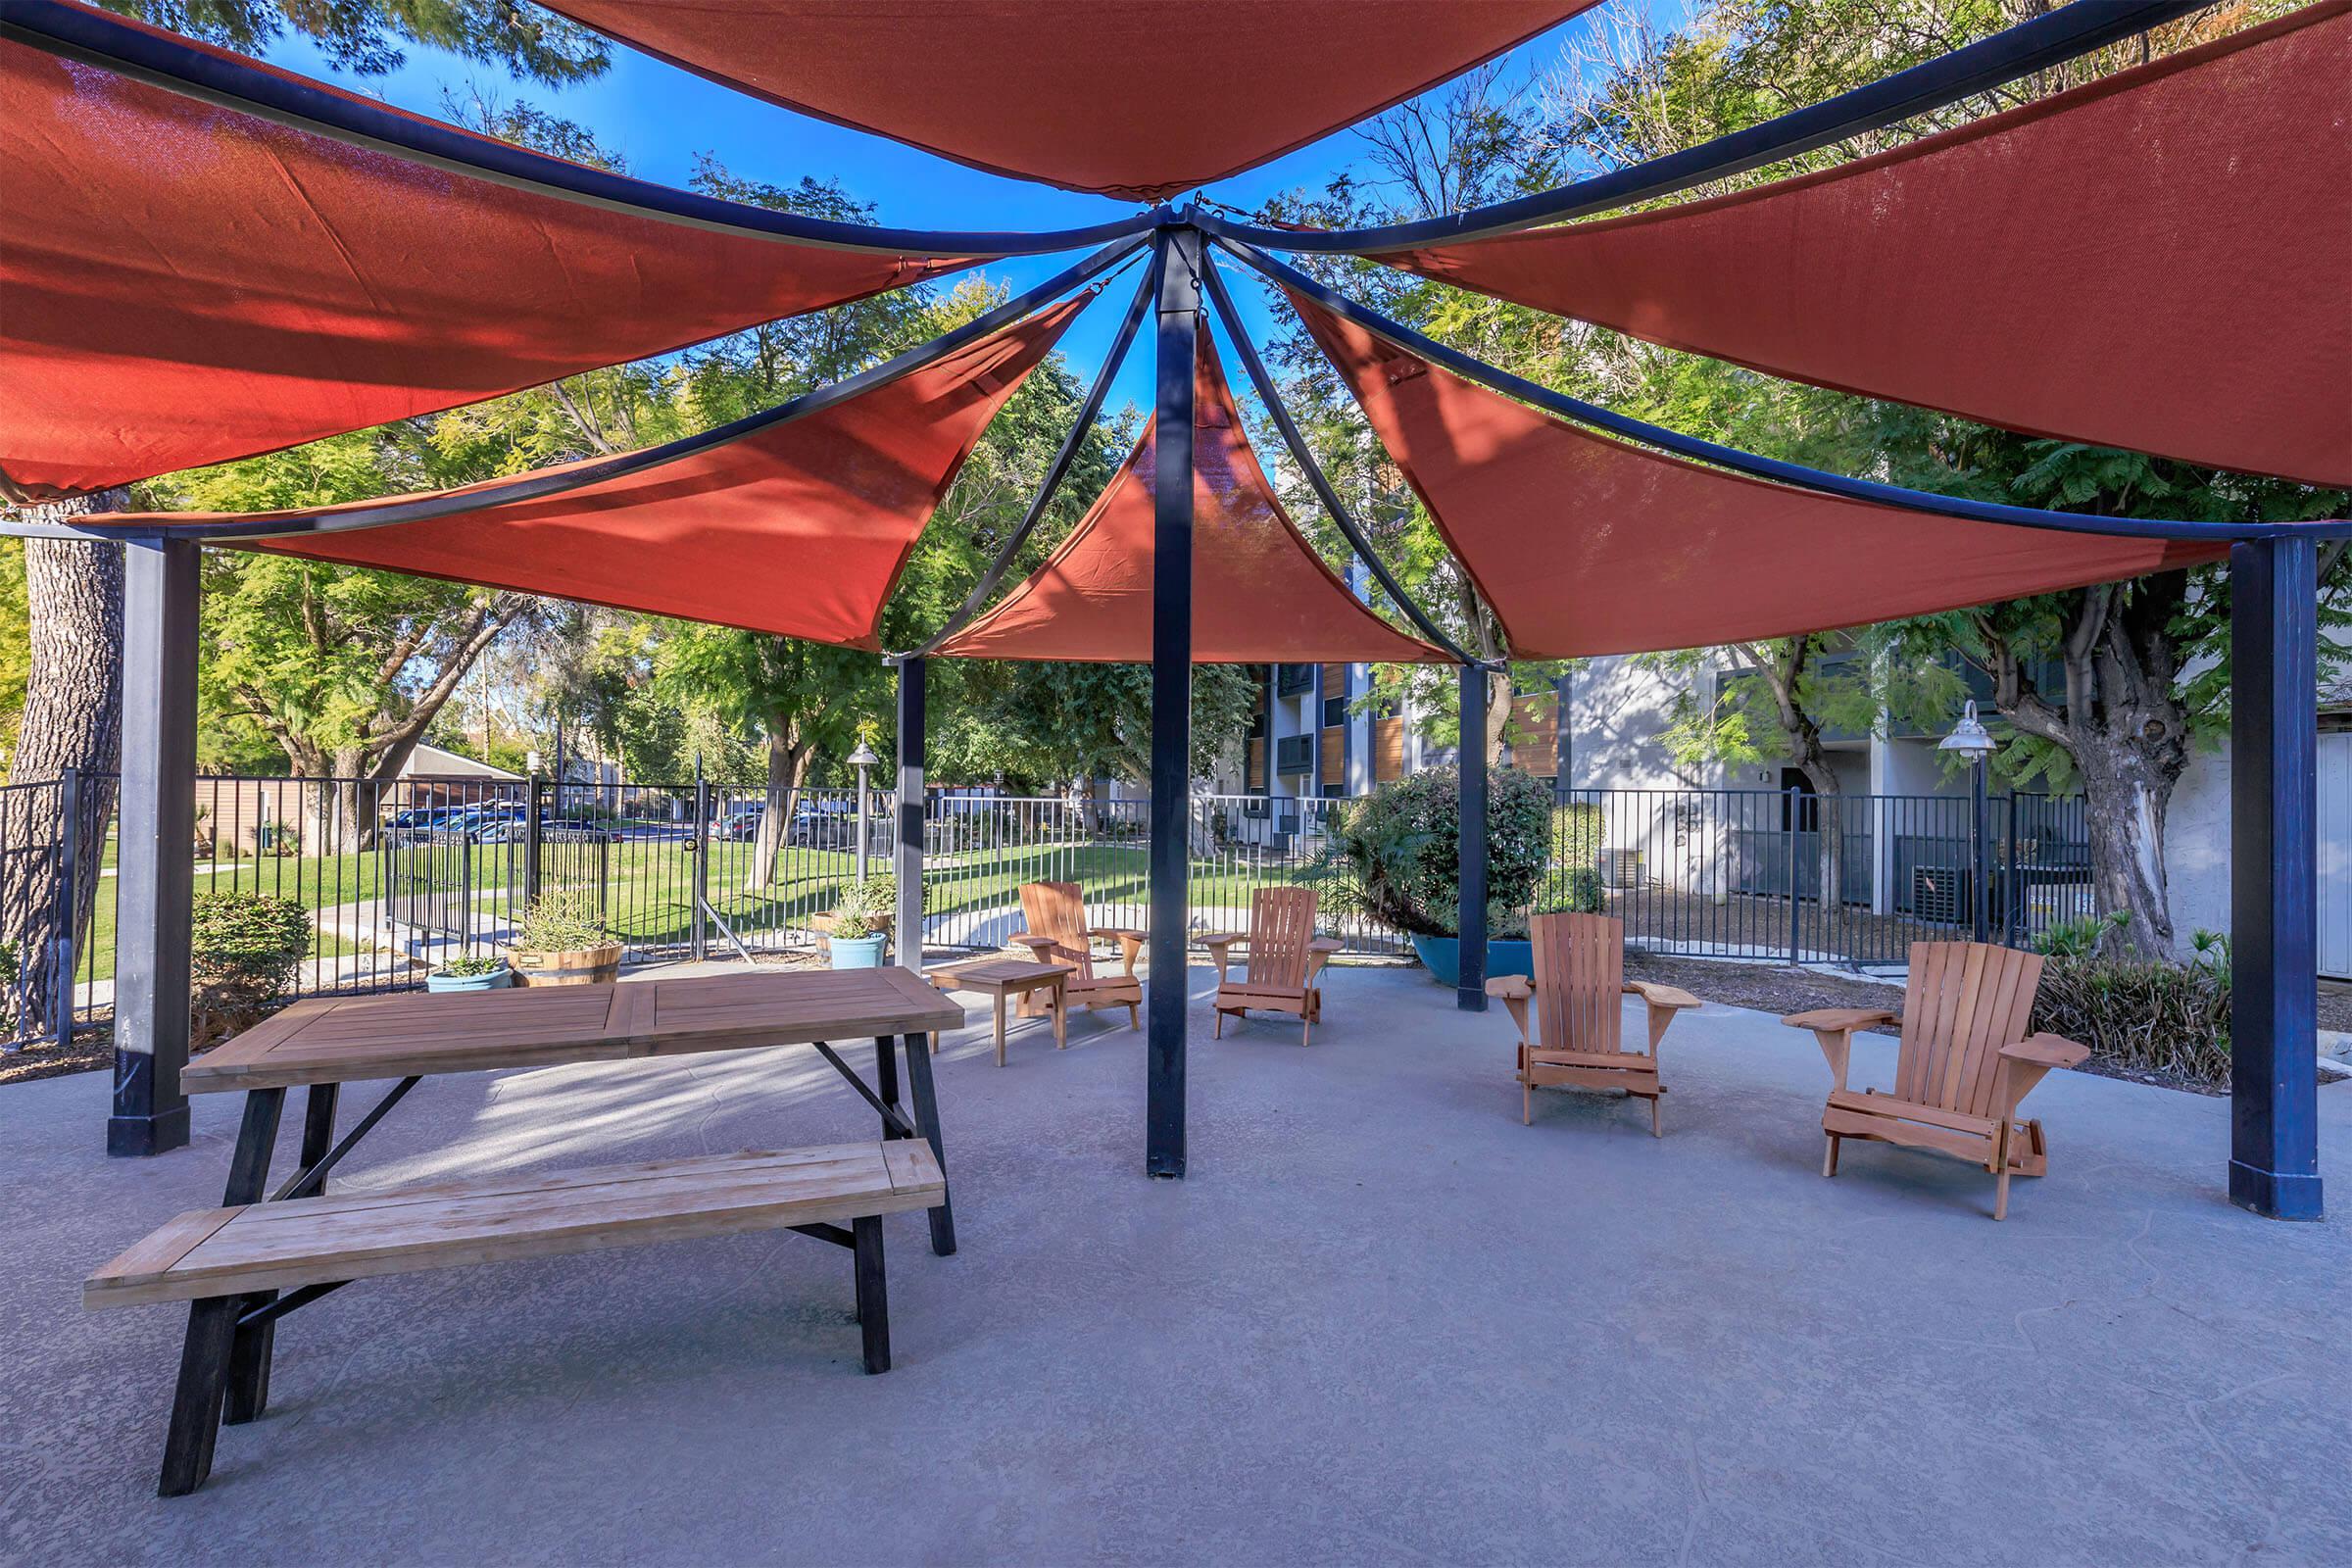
left=2, top=968, right=2345, bottom=1564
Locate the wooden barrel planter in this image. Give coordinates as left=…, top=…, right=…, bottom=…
left=505, top=942, right=624, bottom=987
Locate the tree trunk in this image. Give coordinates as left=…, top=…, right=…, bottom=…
left=1, top=518, right=125, bottom=1040
left=1983, top=579, right=2191, bottom=958
left=745, top=721, right=810, bottom=892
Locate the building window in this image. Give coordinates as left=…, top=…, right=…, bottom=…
left=1276, top=663, right=1314, bottom=697
left=1276, top=734, right=1314, bottom=775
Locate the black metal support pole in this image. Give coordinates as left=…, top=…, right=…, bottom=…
left=111, top=537, right=198, bottom=1156
left=1147, top=224, right=1201, bottom=1178
left=895, top=658, right=926, bottom=969
left=1457, top=663, right=1489, bottom=1012
left=1552, top=673, right=1572, bottom=804
left=2004, top=789, right=2022, bottom=947
left=2229, top=536, right=2323, bottom=1221
left=1970, top=759, right=1990, bottom=945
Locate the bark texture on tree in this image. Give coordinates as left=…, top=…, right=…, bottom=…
left=1, top=509, right=126, bottom=1036
left=1983, top=577, right=2193, bottom=957
left=746, top=717, right=812, bottom=893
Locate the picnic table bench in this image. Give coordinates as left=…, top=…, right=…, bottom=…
left=87, top=967, right=963, bottom=1496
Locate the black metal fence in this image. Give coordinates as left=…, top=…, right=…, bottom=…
left=1539, top=788, right=2092, bottom=969
left=0, top=771, right=2091, bottom=1052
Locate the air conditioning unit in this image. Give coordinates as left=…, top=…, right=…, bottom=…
left=1912, top=865, right=1964, bottom=923
left=1597, top=848, right=1645, bottom=888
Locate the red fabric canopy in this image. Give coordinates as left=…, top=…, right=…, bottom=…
left=1290, top=289, right=2229, bottom=660
left=939, top=332, right=1443, bottom=663
left=1382, top=2, right=2352, bottom=487
left=544, top=1, right=1592, bottom=200
left=86, top=302, right=1082, bottom=649
left=0, top=18, right=983, bottom=500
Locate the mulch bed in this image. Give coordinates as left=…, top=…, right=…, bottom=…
left=0, top=1026, right=115, bottom=1087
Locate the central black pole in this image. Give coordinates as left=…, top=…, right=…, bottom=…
left=1147, top=223, right=1201, bottom=1178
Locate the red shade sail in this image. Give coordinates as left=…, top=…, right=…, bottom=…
left=1381, top=1, right=2352, bottom=487
left=938, top=333, right=1444, bottom=663
left=544, top=0, right=1592, bottom=200
left=86, top=302, right=1083, bottom=649
left=0, top=19, right=985, bottom=500
left=1290, top=289, right=2228, bottom=660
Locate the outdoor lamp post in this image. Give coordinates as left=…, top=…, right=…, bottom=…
left=1939, top=701, right=1998, bottom=943
left=849, top=739, right=880, bottom=884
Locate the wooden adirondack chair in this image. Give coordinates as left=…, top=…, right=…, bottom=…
left=1486, top=911, right=1700, bottom=1135
left=1783, top=941, right=2089, bottom=1220
left=1204, top=887, right=1343, bottom=1045
left=1008, top=880, right=1144, bottom=1030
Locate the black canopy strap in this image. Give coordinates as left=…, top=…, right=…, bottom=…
left=1216, top=236, right=2343, bottom=545
left=1196, top=248, right=1490, bottom=669
left=0, top=0, right=1155, bottom=260
left=1, top=232, right=1151, bottom=548
left=895, top=247, right=1163, bottom=662
left=1199, top=0, right=2216, bottom=253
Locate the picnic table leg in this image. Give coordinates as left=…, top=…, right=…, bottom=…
left=898, top=1032, right=956, bottom=1257
left=875, top=1033, right=902, bottom=1117
left=853, top=1215, right=890, bottom=1374
left=159, top=1087, right=281, bottom=1494
left=227, top=1084, right=334, bottom=1425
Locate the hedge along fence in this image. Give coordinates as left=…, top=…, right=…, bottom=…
left=2031, top=916, right=2231, bottom=1090
left=189, top=891, right=313, bottom=1051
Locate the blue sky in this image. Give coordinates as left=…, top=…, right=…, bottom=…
left=269, top=4, right=1670, bottom=416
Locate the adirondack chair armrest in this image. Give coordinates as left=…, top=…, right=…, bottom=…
left=1623, top=981, right=1699, bottom=1055
left=1009, top=933, right=1059, bottom=957
left=1097, top=927, right=1148, bottom=975
left=1992, top=1032, right=2089, bottom=1120
left=1200, top=933, right=1243, bottom=984
left=1784, top=1008, right=1892, bottom=1094
left=1999, top=1033, right=2089, bottom=1072
left=1486, top=974, right=1532, bottom=1042
left=1780, top=1007, right=1897, bottom=1033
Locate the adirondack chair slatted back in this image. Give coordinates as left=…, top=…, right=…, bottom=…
left=1247, top=887, right=1318, bottom=990
left=1017, top=881, right=1096, bottom=981
left=1894, top=942, right=2043, bottom=1116
left=1529, top=911, right=1625, bottom=1053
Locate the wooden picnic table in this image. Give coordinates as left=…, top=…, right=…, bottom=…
left=107, top=966, right=967, bottom=1494
left=183, top=966, right=965, bottom=1252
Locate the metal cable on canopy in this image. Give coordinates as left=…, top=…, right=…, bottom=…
left=1195, top=249, right=1490, bottom=669
left=895, top=249, right=1162, bottom=661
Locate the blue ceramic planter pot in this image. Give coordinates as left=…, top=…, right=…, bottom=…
left=1410, top=934, right=1535, bottom=990
left=829, top=933, right=889, bottom=970
left=425, top=965, right=513, bottom=993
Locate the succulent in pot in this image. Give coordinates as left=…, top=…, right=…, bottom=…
left=823, top=877, right=896, bottom=970
left=425, top=951, right=514, bottom=994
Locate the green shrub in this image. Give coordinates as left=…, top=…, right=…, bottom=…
left=514, top=887, right=609, bottom=953
left=1551, top=802, right=1601, bottom=870
left=2032, top=927, right=2231, bottom=1090
left=190, top=893, right=312, bottom=1049
left=1539, top=866, right=1606, bottom=916
left=433, top=953, right=508, bottom=978
left=1316, top=766, right=1553, bottom=939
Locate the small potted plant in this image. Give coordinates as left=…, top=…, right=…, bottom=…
left=507, top=886, right=623, bottom=987
left=425, top=952, right=514, bottom=994
left=823, top=877, right=894, bottom=970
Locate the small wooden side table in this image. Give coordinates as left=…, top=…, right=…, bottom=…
left=925, top=958, right=1077, bottom=1066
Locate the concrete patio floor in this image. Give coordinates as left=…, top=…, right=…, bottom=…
left=3, top=965, right=2346, bottom=1566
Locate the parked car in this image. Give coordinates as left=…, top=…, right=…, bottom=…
left=712, top=807, right=766, bottom=842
